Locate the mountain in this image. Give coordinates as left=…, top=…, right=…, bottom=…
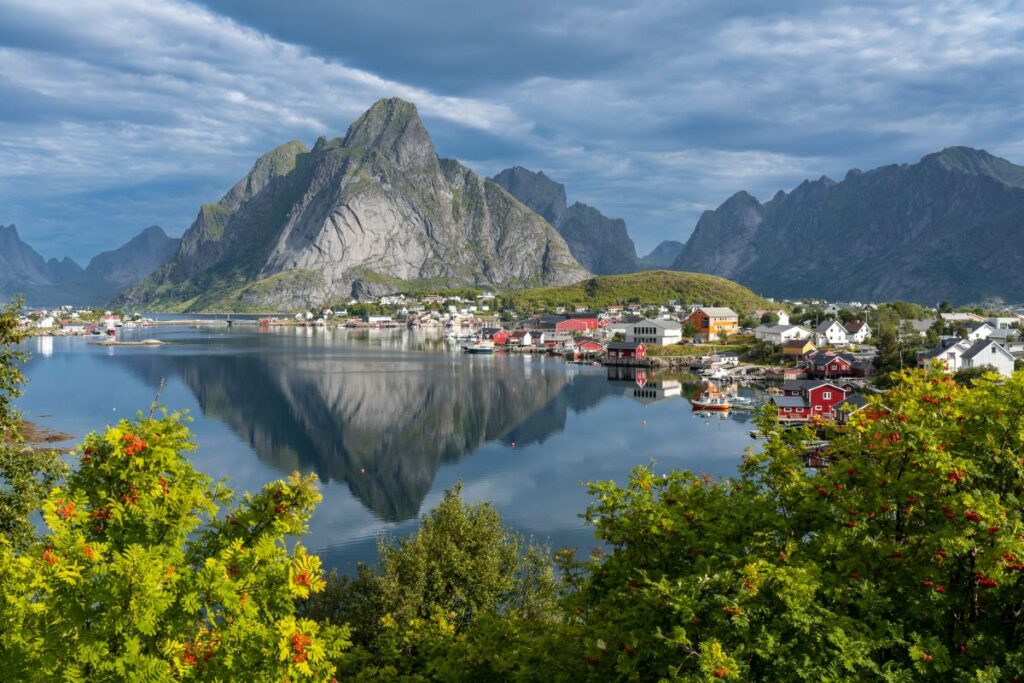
left=0, top=224, right=180, bottom=306
left=502, top=269, right=777, bottom=314
left=639, top=240, right=685, bottom=268
left=121, top=99, right=588, bottom=312
left=673, top=147, right=1024, bottom=303
left=492, top=166, right=639, bottom=275
left=85, top=225, right=180, bottom=291
left=0, top=224, right=94, bottom=305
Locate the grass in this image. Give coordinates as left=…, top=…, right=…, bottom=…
left=501, top=270, right=778, bottom=314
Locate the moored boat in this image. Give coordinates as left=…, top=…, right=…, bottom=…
left=462, top=340, right=496, bottom=354
left=690, top=392, right=731, bottom=412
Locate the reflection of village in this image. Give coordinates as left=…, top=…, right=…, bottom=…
left=604, top=365, right=764, bottom=424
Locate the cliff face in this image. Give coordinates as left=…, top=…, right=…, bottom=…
left=492, top=166, right=639, bottom=275
left=85, top=225, right=180, bottom=290
left=121, top=99, right=588, bottom=311
left=673, top=147, right=1024, bottom=303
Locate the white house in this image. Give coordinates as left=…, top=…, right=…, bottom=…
left=965, top=322, right=995, bottom=342
left=988, top=316, right=1019, bottom=330
left=35, top=316, right=55, bottom=328
left=753, top=324, right=812, bottom=345
left=626, top=319, right=682, bottom=346
left=755, top=309, right=790, bottom=326
left=844, top=321, right=872, bottom=344
left=961, top=340, right=1016, bottom=377
left=814, top=319, right=848, bottom=346
left=917, top=338, right=971, bottom=372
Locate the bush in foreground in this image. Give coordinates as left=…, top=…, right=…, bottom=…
left=0, top=413, right=349, bottom=681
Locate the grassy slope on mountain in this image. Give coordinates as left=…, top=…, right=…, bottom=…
left=502, top=270, right=776, bottom=313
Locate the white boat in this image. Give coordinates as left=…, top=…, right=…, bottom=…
left=690, top=392, right=730, bottom=412
left=462, top=340, right=496, bottom=354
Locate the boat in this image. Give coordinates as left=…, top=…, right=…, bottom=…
left=462, top=340, right=496, bottom=355
left=690, top=391, right=731, bottom=412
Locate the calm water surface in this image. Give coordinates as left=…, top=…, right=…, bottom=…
left=18, top=326, right=758, bottom=571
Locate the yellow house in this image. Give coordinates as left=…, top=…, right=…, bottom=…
left=683, top=307, right=739, bottom=341
left=782, top=339, right=817, bottom=357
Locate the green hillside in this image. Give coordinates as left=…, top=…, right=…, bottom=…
left=502, top=270, right=777, bottom=314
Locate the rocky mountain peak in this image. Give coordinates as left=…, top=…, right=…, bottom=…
left=491, top=166, right=568, bottom=226
left=341, top=97, right=437, bottom=170
left=222, top=140, right=308, bottom=211
left=922, top=146, right=1024, bottom=188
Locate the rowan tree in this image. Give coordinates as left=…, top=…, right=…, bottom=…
left=0, top=411, right=348, bottom=681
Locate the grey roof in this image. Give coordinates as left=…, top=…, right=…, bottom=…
left=835, top=394, right=870, bottom=411
left=633, top=318, right=682, bottom=330
left=783, top=379, right=840, bottom=392
left=919, top=338, right=969, bottom=359
left=845, top=321, right=868, bottom=333
left=814, top=319, right=844, bottom=333
left=905, top=319, right=936, bottom=332
left=962, top=340, right=1011, bottom=361
left=697, top=307, right=738, bottom=318
left=758, top=324, right=804, bottom=334
left=772, top=395, right=809, bottom=408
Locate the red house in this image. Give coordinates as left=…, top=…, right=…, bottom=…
left=555, top=316, right=600, bottom=332
left=481, top=327, right=511, bottom=346
left=806, top=351, right=854, bottom=378
left=607, top=341, right=646, bottom=360
left=805, top=350, right=876, bottom=379
left=771, top=379, right=848, bottom=421
left=575, top=337, right=606, bottom=354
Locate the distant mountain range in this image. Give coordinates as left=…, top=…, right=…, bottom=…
left=0, top=224, right=178, bottom=306
left=674, top=147, right=1024, bottom=304
left=490, top=166, right=684, bottom=274
left=118, top=98, right=588, bottom=311
left=7, top=97, right=1024, bottom=309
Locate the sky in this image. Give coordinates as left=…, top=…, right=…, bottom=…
left=2, top=0, right=1024, bottom=263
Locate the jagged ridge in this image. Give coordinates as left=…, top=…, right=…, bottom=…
left=673, top=147, right=1024, bottom=303
left=121, top=98, right=589, bottom=312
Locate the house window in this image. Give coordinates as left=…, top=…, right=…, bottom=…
left=823, top=391, right=831, bottom=399
left=815, top=406, right=822, bottom=411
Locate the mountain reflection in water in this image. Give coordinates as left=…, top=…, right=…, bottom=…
left=20, top=328, right=759, bottom=568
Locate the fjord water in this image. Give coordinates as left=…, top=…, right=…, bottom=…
left=18, top=327, right=754, bottom=571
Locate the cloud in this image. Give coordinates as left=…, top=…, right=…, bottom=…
left=1, top=0, right=1023, bottom=259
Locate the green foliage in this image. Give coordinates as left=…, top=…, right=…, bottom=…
left=0, top=412, right=348, bottom=681
left=501, top=270, right=777, bottom=314
left=567, top=369, right=1024, bottom=680
left=302, top=484, right=559, bottom=679
left=0, top=298, right=69, bottom=551
left=0, top=298, right=27, bottom=434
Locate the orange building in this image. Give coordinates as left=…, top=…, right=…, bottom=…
left=684, top=307, right=739, bottom=341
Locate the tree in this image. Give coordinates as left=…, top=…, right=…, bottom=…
left=304, top=484, right=559, bottom=679
left=682, top=321, right=698, bottom=338
left=0, top=412, right=348, bottom=681
left=759, top=312, right=779, bottom=325
left=564, top=369, right=1024, bottom=680
left=938, top=300, right=953, bottom=313
left=0, top=297, right=68, bottom=551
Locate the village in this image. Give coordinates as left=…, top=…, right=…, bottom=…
left=17, top=292, right=1024, bottom=426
